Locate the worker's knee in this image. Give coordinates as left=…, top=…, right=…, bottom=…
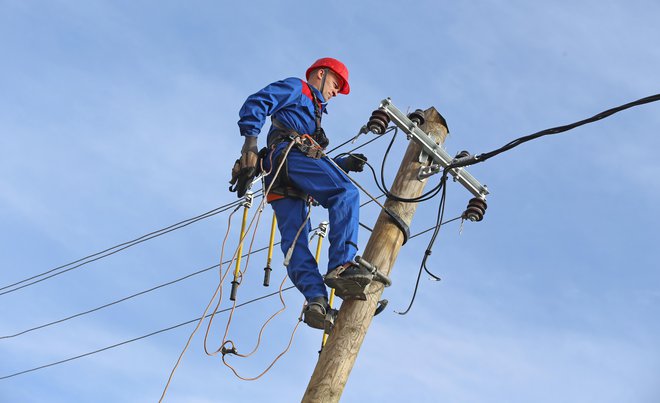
left=343, top=182, right=359, bottom=203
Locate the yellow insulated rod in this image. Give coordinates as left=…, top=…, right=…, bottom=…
left=230, top=192, right=253, bottom=301
left=263, top=213, right=277, bottom=286
left=313, top=221, right=333, bottom=347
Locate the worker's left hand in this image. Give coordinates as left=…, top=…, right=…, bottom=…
left=344, top=153, right=367, bottom=172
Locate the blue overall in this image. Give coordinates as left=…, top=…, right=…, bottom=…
left=238, top=77, right=359, bottom=301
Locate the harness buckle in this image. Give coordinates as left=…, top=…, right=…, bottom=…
left=294, top=134, right=324, bottom=159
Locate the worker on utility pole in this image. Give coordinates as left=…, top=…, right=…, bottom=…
left=232, top=58, right=370, bottom=330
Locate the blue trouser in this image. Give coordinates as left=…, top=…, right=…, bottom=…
left=265, top=143, right=360, bottom=301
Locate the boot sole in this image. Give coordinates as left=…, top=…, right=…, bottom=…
left=303, top=309, right=327, bottom=329
left=325, top=276, right=370, bottom=301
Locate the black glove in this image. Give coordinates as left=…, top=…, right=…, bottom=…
left=229, top=137, right=259, bottom=197
left=344, top=153, right=367, bottom=172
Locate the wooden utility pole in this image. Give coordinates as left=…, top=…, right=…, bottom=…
left=302, top=107, right=449, bottom=402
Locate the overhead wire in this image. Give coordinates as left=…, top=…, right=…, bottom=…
left=1, top=209, right=456, bottom=341
left=0, top=285, right=296, bottom=382
left=0, top=198, right=247, bottom=296
left=0, top=219, right=466, bottom=382
left=2, top=140, right=389, bottom=341
left=4, top=93, right=659, bottom=383
left=446, top=94, right=660, bottom=170
left=7, top=94, right=655, bottom=298
left=2, top=127, right=390, bottom=297
left=382, top=94, right=660, bottom=314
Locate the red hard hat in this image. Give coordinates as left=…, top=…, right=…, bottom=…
left=306, top=57, right=350, bottom=95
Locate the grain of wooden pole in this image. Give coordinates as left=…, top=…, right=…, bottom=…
left=302, top=107, right=449, bottom=402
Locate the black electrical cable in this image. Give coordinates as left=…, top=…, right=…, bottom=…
left=396, top=173, right=449, bottom=315
left=376, top=128, right=446, bottom=203
left=446, top=93, right=660, bottom=170
left=393, top=94, right=660, bottom=314
left=0, top=200, right=248, bottom=297
left=0, top=285, right=296, bottom=381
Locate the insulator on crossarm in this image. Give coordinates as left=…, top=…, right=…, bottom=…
left=367, top=109, right=391, bottom=135
left=408, top=109, right=425, bottom=126
left=463, top=197, right=487, bottom=222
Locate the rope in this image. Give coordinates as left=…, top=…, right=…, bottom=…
left=220, top=277, right=305, bottom=381
left=159, top=141, right=296, bottom=402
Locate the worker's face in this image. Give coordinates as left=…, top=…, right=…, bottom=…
left=310, top=69, right=344, bottom=101
left=321, top=70, right=343, bottom=101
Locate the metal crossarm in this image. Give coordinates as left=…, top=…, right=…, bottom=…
left=378, top=98, right=489, bottom=198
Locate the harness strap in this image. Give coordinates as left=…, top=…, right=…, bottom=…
left=305, top=82, right=323, bottom=132
left=265, top=82, right=328, bottom=202
left=265, top=144, right=310, bottom=204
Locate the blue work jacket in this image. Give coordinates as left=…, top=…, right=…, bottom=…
left=238, top=77, right=328, bottom=147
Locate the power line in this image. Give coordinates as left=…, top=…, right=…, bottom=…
left=447, top=94, right=660, bottom=170
left=409, top=216, right=462, bottom=239
left=0, top=244, right=275, bottom=339
left=0, top=217, right=464, bottom=380
left=1, top=214, right=459, bottom=341
left=0, top=286, right=296, bottom=381
left=0, top=199, right=247, bottom=297
left=5, top=93, right=655, bottom=381
left=6, top=94, right=654, bottom=297
left=2, top=131, right=390, bottom=296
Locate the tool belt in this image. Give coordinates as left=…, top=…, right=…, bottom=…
left=291, top=134, right=324, bottom=159
left=266, top=118, right=326, bottom=203
left=269, top=117, right=326, bottom=158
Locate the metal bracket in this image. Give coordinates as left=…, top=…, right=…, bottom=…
left=242, top=191, right=254, bottom=208
left=317, top=220, right=329, bottom=238
left=418, top=164, right=441, bottom=180
left=378, top=98, right=489, bottom=198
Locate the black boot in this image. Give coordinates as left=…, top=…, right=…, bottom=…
left=325, top=257, right=392, bottom=301
left=324, top=262, right=373, bottom=301
left=304, top=297, right=336, bottom=330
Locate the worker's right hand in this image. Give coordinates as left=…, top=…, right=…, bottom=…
left=238, top=149, right=258, bottom=172
left=229, top=136, right=259, bottom=197
left=229, top=151, right=258, bottom=186
left=239, top=136, right=259, bottom=171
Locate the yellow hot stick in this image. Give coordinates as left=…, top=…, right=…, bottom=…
left=263, top=213, right=277, bottom=286
left=267, top=214, right=277, bottom=264
left=314, top=221, right=333, bottom=347
left=231, top=193, right=252, bottom=301
left=234, top=205, right=249, bottom=278
left=314, top=232, right=324, bottom=262
left=322, top=288, right=336, bottom=347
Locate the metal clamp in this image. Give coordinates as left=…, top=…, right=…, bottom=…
left=242, top=191, right=254, bottom=208
left=377, top=98, right=489, bottom=199
left=317, top=221, right=329, bottom=238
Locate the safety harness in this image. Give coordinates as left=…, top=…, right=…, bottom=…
left=265, top=83, right=328, bottom=204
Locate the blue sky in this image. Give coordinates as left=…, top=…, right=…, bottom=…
left=1, top=1, right=659, bottom=402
